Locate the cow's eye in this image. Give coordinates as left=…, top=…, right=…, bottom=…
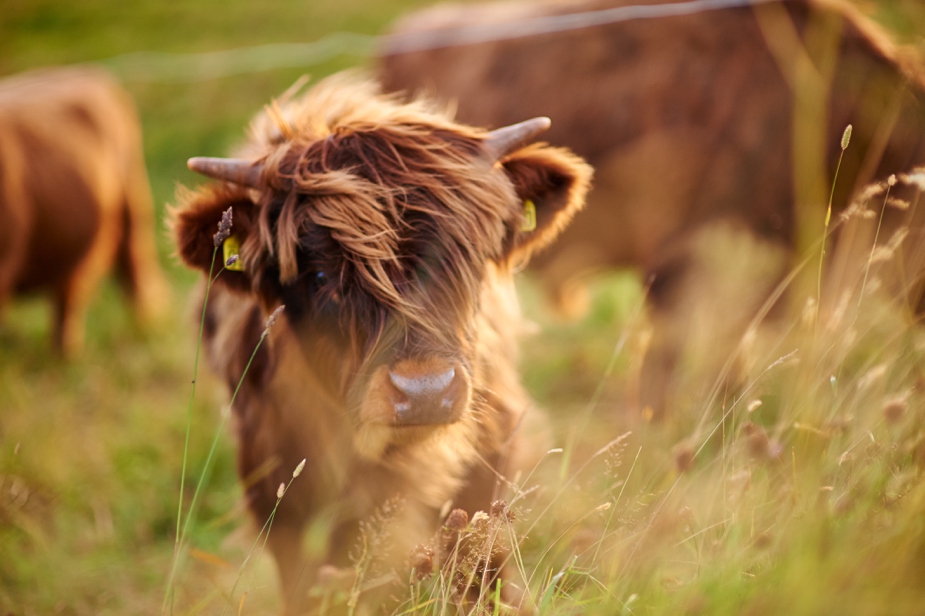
left=310, top=270, right=328, bottom=292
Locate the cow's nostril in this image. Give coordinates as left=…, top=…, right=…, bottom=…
left=388, top=366, right=460, bottom=424
left=389, top=367, right=455, bottom=398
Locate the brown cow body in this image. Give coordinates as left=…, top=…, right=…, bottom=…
left=379, top=0, right=925, bottom=412
left=0, top=66, right=168, bottom=355
left=174, top=75, right=591, bottom=613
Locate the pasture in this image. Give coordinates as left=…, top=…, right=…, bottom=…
left=2, top=0, right=925, bottom=614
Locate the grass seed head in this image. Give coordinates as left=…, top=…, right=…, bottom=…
left=841, top=124, right=853, bottom=150
left=264, top=305, right=286, bottom=333
left=213, top=207, right=233, bottom=247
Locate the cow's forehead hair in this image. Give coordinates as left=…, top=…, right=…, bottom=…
left=240, top=74, right=520, bottom=334
left=244, top=73, right=478, bottom=151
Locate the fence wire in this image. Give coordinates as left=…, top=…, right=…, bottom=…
left=98, top=0, right=772, bottom=83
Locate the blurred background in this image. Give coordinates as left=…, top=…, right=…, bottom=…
left=2, top=0, right=925, bottom=614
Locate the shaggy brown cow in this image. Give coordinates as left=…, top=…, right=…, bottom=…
left=173, top=75, right=591, bottom=613
left=379, top=0, right=925, bottom=413
left=0, top=66, right=168, bottom=355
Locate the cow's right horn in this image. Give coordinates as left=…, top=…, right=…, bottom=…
left=483, top=117, right=552, bottom=161
left=187, top=157, right=262, bottom=188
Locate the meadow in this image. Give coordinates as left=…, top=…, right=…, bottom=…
left=2, top=0, right=925, bottom=614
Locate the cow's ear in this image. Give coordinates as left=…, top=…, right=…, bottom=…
left=499, top=144, right=593, bottom=263
left=172, top=184, right=259, bottom=293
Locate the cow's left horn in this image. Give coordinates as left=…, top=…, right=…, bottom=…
left=483, top=117, right=552, bottom=161
left=187, top=157, right=262, bottom=188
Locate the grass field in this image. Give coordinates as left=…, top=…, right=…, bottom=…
left=2, top=0, right=925, bottom=614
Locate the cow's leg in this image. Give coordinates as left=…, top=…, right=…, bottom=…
left=265, top=520, right=311, bottom=616
left=52, top=208, right=121, bottom=356
left=115, top=153, right=170, bottom=326
left=240, top=452, right=313, bottom=614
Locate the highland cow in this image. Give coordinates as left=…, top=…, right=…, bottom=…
left=0, top=66, right=168, bottom=355
left=379, top=0, right=925, bottom=413
left=173, top=75, right=591, bottom=613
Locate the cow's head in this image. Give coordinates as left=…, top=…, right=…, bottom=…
left=174, top=76, right=591, bottom=460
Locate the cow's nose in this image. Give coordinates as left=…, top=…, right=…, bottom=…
left=388, top=364, right=462, bottom=425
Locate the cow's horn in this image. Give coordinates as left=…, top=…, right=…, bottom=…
left=187, top=157, right=262, bottom=188
left=483, top=117, right=552, bottom=161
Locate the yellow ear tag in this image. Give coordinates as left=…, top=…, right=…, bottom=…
left=521, top=199, right=537, bottom=232
left=223, top=235, right=244, bottom=271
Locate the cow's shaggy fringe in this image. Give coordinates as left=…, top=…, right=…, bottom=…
left=218, top=75, right=581, bottom=344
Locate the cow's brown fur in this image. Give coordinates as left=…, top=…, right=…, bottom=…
left=0, top=66, right=169, bottom=355
left=379, top=0, right=925, bottom=412
left=173, top=75, right=591, bottom=613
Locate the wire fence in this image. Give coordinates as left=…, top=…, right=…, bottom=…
left=99, top=0, right=770, bottom=83
left=100, top=32, right=377, bottom=83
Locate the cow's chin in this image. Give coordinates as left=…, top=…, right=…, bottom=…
left=352, top=421, right=454, bottom=462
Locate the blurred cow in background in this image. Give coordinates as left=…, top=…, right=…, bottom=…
left=173, top=75, right=591, bottom=613
left=379, top=0, right=925, bottom=414
left=0, top=66, right=168, bottom=356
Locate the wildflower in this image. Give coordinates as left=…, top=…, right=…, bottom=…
left=213, top=207, right=233, bottom=247
left=743, top=422, right=770, bottom=459
left=410, top=545, right=435, bottom=581
left=276, top=483, right=286, bottom=499
left=444, top=508, right=468, bottom=532
left=293, top=458, right=306, bottom=478
left=491, top=499, right=516, bottom=521
left=883, top=395, right=907, bottom=424
left=490, top=499, right=507, bottom=518
left=674, top=442, right=695, bottom=473
left=225, top=254, right=239, bottom=268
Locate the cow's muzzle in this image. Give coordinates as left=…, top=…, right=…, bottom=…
left=372, top=358, right=467, bottom=426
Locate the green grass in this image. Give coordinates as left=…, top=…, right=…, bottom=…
left=2, top=0, right=925, bottom=614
